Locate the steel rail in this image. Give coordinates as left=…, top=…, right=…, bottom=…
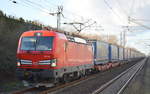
left=12, top=87, right=37, bottom=94
left=92, top=59, right=146, bottom=94
left=117, top=59, right=146, bottom=94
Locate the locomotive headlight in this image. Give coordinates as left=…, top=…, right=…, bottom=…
left=51, top=59, right=57, bottom=67
left=17, top=59, right=21, bottom=66
left=17, top=62, right=21, bottom=66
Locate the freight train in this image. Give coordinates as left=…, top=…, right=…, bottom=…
left=16, top=30, right=145, bottom=86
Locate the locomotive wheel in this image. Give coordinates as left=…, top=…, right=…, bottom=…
left=62, top=74, right=70, bottom=83
left=80, top=70, right=86, bottom=77
left=73, top=72, right=80, bottom=80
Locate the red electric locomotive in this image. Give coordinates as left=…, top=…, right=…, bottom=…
left=16, top=30, right=94, bottom=86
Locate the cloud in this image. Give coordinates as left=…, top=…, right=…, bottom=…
left=63, top=0, right=150, bottom=54
left=4, top=0, right=149, bottom=53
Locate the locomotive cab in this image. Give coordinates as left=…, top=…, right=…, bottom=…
left=16, top=30, right=66, bottom=83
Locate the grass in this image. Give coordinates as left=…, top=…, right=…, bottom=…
left=0, top=80, right=25, bottom=93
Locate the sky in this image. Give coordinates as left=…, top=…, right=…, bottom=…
left=0, top=0, right=150, bottom=54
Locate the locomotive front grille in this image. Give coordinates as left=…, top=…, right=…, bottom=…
left=38, top=60, right=51, bottom=65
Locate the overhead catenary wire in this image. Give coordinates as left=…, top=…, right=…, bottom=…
left=10, top=0, right=103, bottom=32
left=16, top=0, right=50, bottom=14
left=43, top=0, right=88, bottom=19
left=25, top=0, right=50, bottom=11
left=114, top=0, right=128, bottom=16
left=15, top=0, right=96, bottom=30
left=42, top=0, right=97, bottom=23
left=103, top=0, right=123, bottom=21
left=18, top=0, right=96, bottom=25
left=43, top=0, right=61, bottom=8
left=127, top=0, right=150, bottom=30
left=10, top=0, right=32, bottom=9
left=112, top=0, right=145, bottom=46
left=129, top=0, right=136, bottom=16
left=27, top=0, right=88, bottom=22
left=13, top=0, right=72, bottom=24
left=131, top=18, right=150, bottom=22
left=130, top=19, right=150, bottom=30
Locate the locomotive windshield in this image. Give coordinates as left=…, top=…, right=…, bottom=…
left=20, top=36, right=54, bottom=51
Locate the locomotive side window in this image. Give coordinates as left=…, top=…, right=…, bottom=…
left=20, top=36, right=54, bottom=51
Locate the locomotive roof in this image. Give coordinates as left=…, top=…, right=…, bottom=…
left=22, top=30, right=143, bottom=54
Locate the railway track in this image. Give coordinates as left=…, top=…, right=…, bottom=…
left=37, top=76, right=96, bottom=94
left=12, top=59, right=145, bottom=94
left=92, top=58, right=146, bottom=94
left=12, top=72, right=96, bottom=94
left=12, top=87, right=37, bottom=94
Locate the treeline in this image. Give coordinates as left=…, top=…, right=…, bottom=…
left=0, top=10, right=42, bottom=73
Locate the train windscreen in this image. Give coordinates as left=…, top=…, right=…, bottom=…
left=20, top=36, right=54, bottom=51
